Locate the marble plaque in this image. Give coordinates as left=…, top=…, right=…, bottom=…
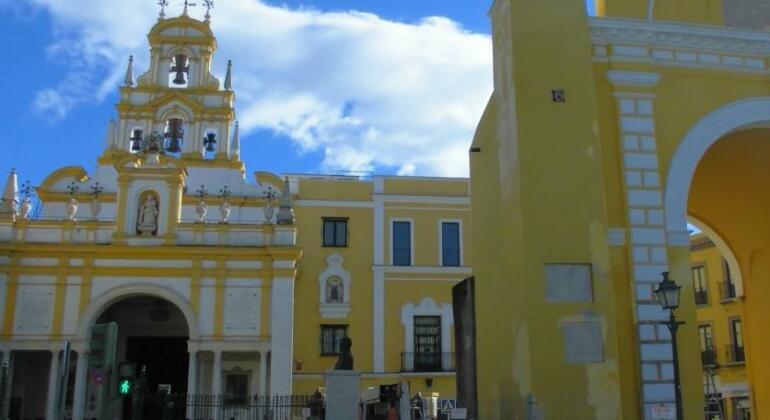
left=224, top=287, right=260, bottom=334
left=545, top=263, right=593, bottom=303
left=15, top=286, right=54, bottom=333
left=563, top=321, right=604, bottom=364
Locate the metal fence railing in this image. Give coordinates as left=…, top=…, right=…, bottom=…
left=133, top=394, right=323, bottom=420
left=400, top=352, right=455, bottom=373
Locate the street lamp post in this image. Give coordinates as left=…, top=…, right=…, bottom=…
left=654, top=272, right=685, bottom=420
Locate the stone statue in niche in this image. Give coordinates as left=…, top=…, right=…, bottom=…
left=334, top=336, right=354, bottom=370
left=137, top=195, right=159, bottom=236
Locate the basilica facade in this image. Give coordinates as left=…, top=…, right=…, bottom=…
left=0, top=12, right=469, bottom=419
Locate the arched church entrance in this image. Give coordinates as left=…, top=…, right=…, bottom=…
left=85, top=295, right=190, bottom=420
left=665, top=104, right=770, bottom=419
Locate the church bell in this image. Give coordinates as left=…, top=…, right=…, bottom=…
left=165, top=118, right=183, bottom=153
left=130, top=129, right=144, bottom=152
left=203, top=133, right=217, bottom=152
left=170, top=54, right=189, bottom=85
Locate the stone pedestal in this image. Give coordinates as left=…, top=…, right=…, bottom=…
left=325, top=370, right=361, bottom=420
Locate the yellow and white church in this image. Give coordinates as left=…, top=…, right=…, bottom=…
left=3, top=0, right=770, bottom=419
left=0, top=10, right=470, bottom=420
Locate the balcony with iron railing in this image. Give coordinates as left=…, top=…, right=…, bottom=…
left=719, top=281, right=737, bottom=302
left=701, top=347, right=717, bottom=367
left=400, top=352, right=455, bottom=373
left=725, top=344, right=745, bottom=364
left=694, top=289, right=709, bottom=306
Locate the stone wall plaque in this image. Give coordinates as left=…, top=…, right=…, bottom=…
left=545, top=263, right=593, bottom=303
left=15, top=286, right=54, bottom=333
left=224, top=287, right=260, bottom=334
left=563, top=320, right=604, bottom=364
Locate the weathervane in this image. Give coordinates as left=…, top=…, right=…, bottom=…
left=182, top=0, right=197, bottom=16
left=158, top=0, right=169, bottom=19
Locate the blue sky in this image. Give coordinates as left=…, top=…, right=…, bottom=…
left=0, top=0, right=592, bottom=188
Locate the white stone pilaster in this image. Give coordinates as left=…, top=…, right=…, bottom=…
left=212, top=350, right=222, bottom=396
left=372, top=180, right=385, bottom=373
left=608, top=71, right=677, bottom=419
left=259, top=351, right=268, bottom=395
left=269, top=277, right=294, bottom=395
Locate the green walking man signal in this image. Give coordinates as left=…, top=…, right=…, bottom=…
left=118, top=378, right=133, bottom=395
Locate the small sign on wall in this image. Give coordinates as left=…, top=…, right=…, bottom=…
left=545, top=264, right=593, bottom=303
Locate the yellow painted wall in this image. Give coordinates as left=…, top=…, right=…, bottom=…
left=596, top=0, right=724, bottom=24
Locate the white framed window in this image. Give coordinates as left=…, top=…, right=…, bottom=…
left=318, top=254, right=351, bottom=319
left=390, top=218, right=414, bottom=266
left=400, top=298, right=453, bottom=372
left=438, top=219, right=463, bottom=267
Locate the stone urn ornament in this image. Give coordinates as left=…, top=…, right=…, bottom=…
left=276, top=177, right=295, bottom=225
left=65, top=181, right=80, bottom=221
left=195, top=185, right=208, bottom=223
left=89, top=182, right=104, bottom=219
left=18, top=180, right=34, bottom=221
left=262, top=186, right=277, bottom=224
left=218, top=186, right=232, bottom=224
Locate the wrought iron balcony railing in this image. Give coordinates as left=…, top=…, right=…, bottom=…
left=694, top=289, right=709, bottom=305
left=700, top=347, right=717, bottom=367
left=400, top=352, right=455, bottom=373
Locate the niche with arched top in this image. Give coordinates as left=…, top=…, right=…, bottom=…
left=136, top=190, right=161, bottom=237
left=168, top=52, right=191, bottom=88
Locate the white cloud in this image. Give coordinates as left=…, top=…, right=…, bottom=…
left=24, top=0, right=493, bottom=176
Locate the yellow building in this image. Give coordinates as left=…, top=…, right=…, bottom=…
left=690, top=233, right=750, bottom=420
left=0, top=11, right=469, bottom=419
left=471, top=0, right=770, bottom=418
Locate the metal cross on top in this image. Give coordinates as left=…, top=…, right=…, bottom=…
left=157, top=0, right=169, bottom=19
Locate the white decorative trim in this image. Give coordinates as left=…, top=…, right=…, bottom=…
left=438, top=219, right=464, bottom=267
left=591, top=17, right=770, bottom=55
left=390, top=218, right=415, bottom=266
left=665, top=97, right=770, bottom=233
left=374, top=265, right=472, bottom=275
left=591, top=17, right=770, bottom=74
left=372, top=190, right=385, bottom=373
left=400, top=298, right=454, bottom=371
left=607, top=71, right=662, bottom=88
left=318, top=254, right=351, bottom=319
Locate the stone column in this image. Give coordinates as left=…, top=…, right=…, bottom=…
left=72, top=350, right=89, bottom=420
left=212, top=350, right=222, bottom=396
left=45, top=349, right=61, bottom=420
left=269, top=277, right=295, bottom=395
left=259, top=351, right=268, bottom=395
left=186, top=350, right=198, bottom=420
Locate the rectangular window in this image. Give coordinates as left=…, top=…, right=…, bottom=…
left=698, top=324, right=715, bottom=366
left=730, top=318, right=745, bottom=363
left=722, top=260, right=737, bottom=299
left=320, top=325, right=348, bottom=356
left=692, top=265, right=708, bottom=305
left=441, top=222, right=461, bottom=267
left=392, top=221, right=412, bottom=266
left=413, top=316, right=442, bottom=372
left=323, top=218, right=348, bottom=247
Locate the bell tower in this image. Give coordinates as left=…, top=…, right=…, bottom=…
left=106, top=8, right=238, bottom=163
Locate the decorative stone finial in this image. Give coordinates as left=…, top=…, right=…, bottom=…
left=276, top=177, right=295, bottom=225
left=224, top=60, right=233, bottom=91
left=1, top=169, right=19, bottom=221
left=124, top=56, right=134, bottom=87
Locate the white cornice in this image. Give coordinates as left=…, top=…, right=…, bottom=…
left=590, top=17, right=770, bottom=55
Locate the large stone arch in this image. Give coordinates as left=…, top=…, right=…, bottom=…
left=664, top=97, right=770, bottom=233
left=75, top=283, right=200, bottom=342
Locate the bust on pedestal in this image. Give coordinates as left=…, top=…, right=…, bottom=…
left=325, top=337, right=361, bottom=420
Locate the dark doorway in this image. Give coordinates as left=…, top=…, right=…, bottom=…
left=126, top=336, right=189, bottom=394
